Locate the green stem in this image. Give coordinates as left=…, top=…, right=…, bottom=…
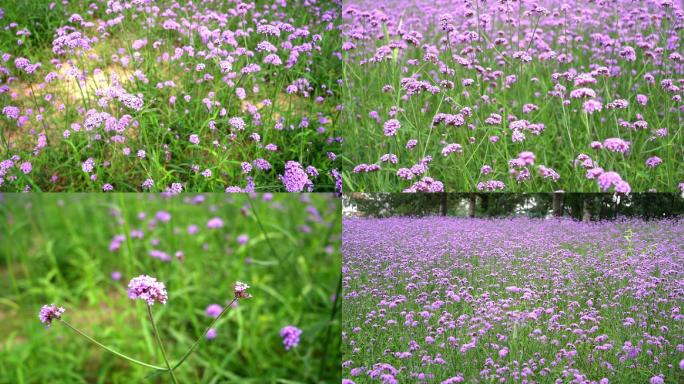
left=171, top=298, right=238, bottom=370
left=247, top=198, right=282, bottom=262
left=146, top=305, right=179, bottom=384
left=59, top=319, right=166, bottom=371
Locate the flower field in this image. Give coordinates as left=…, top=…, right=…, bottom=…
left=0, top=193, right=341, bottom=383
left=0, top=0, right=341, bottom=192
left=342, top=217, right=684, bottom=383
left=341, top=0, right=683, bottom=192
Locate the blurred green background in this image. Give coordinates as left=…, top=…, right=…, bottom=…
left=0, top=193, right=341, bottom=383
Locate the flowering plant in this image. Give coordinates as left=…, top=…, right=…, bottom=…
left=40, top=276, right=251, bottom=383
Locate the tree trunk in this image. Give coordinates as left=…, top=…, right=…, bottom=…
left=468, top=195, right=476, bottom=218
left=481, top=194, right=490, bottom=213
left=552, top=192, right=563, bottom=217
left=440, top=194, right=448, bottom=216
left=582, top=198, right=591, bottom=222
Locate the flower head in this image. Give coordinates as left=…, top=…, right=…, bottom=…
left=280, top=161, right=313, bottom=192
left=39, top=304, right=65, bottom=327
left=280, top=325, right=302, bottom=350
left=207, top=217, right=224, bottom=229
left=127, top=275, right=168, bottom=305
left=205, top=304, right=223, bottom=318
left=234, top=281, right=251, bottom=299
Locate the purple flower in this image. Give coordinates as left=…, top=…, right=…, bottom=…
left=603, top=138, right=630, bottom=153
left=205, top=304, right=223, bottom=318
left=441, top=143, right=462, bottom=156
left=280, top=325, right=302, bottom=350
left=441, top=376, right=464, bottom=384
left=583, top=99, right=603, bottom=114
left=2, top=106, right=20, bottom=119
left=597, top=171, right=624, bottom=192
left=111, top=271, right=122, bottom=281
left=39, top=304, right=65, bottom=327
left=19, top=161, right=32, bottom=174
left=206, top=328, right=217, bottom=340
left=280, top=161, right=313, bottom=192
left=383, top=119, right=401, bottom=136
left=207, top=217, right=224, bottom=229
left=645, top=156, right=662, bottom=168
left=127, top=275, right=168, bottom=305
left=234, top=281, right=251, bottom=299
left=155, top=211, right=171, bottom=222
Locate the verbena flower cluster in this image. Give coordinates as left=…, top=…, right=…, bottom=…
left=342, top=217, right=684, bottom=383
left=280, top=325, right=302, bottom=350
left=0, top=0, right=341, bottom=192
left=39, top=304, right=65, bottom=327
left=127, top=275, right=169, bottom=305
left=341, top=0, right=683, bottom=192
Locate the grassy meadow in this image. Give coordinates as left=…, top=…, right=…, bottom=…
left=0, top=193, right=341, bottom=383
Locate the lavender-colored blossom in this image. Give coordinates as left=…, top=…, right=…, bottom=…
left=39, top=304, right=65, bottom=327
left=127, top=275, right=168, bottom=306
left=207, top=217, right=224, bottom=229
left=205, top=304, right=223, bottom=318
left=280, top=325, right=302, bottom=350
left=234, top=281, right=251, bottom=299
left=280, top=161, right=313, bottom=192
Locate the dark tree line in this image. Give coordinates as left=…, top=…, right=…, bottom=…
left=345, top=193, right=684, bottom=220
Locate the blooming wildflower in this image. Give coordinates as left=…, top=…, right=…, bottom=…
left=19, top=162, right=32, bottom=174
left=477, top=180, right=506, bottom=191
left=441, top=376, right=464, bottom=384
left=39, top=304, right=65, bottom=327
left=280, top=161, right=312, bottom=192
left=207, top=217, right=224, bottom=229
left=206, top=328, right=217, bottom=340
left=229, top=117, right=246, bottom=131
left=237, top=235, right=249, bottom=245
left=645, top=156, right=662, bottom=168
left=205, top=304, right=223, bottom=318
left=241, top=162, right=252, bottom=174
left=111, top=271, right=122, bottom=281
left=383, top=119, right=400, bottom=136
left=82, top=158, right=95, bottom=173
left=127, top=275, right=168, bottom=306
left=441, top=143, right=462, bottom=156
left=142, top=178, right=154, bottom=189
left=234, top=281, right=251, bottom=299
left=583, top=99, right=602, bottom=114
left=280, top=325, right=302, bottom=350
left=189, top=134, right=200, bottom=145
left=603, top=138, right=630, bottom=153
left=539, top=165, right=560, bottom=181
left=2, top=106, right=20, bottom=119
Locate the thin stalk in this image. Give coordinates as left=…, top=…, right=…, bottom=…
left=146, top=305, right=179, bottom=384
left=171, top=298, right=238, bottom=370
left=247, top=197, right=282, bottom=262
left=59, top=319, right=166, bottom=371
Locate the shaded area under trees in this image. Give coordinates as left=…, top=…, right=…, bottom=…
left=344, top=193, right=684, bottom=220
